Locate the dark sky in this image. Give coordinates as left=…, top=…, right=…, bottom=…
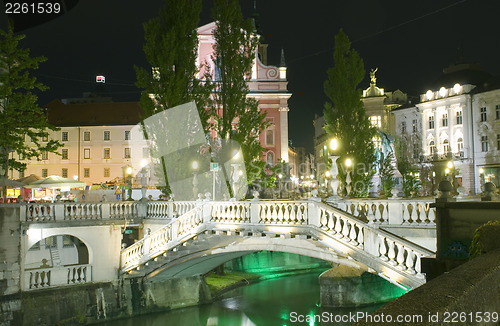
left=1, top=0, right=499, bottom=152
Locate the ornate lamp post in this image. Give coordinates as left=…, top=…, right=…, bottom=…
left=126, top=166, right=133, bottom=201
left=345, top=157, right=352, bottom=198
left=327, top=138, right=340, bottom=199
left=140, top=159, right=148, bottom=201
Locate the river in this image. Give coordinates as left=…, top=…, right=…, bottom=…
left=100, top=270, right=384, bottom=326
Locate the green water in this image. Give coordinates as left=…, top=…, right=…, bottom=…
left=100, top=271, right=384, bottom=326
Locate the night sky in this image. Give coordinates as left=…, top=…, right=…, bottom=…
left=1, top=0, right=499, bottom=152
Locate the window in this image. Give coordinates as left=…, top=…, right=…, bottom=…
left=412, top=120, right=418, bottom=132
left=104, top=148, right=110, bottom=159
left=443, top=139, right=450, bottom=153
left=457, top=137, right=464, bottom=152
left=83, top=131, right=90, bottom=141
left=45, top=236, right=57, bottom=249
left=124, top=147, right=131, bottom=158
left=266, top=129, right=274, bottom=146
left=62, top=149, right=68, bottom=160
left=428, top=116, right=434, bottom=129
left=456, top=110, right=463, bottom=124
left=266, top=152, right=274, bottom=165
left=84, top=148, right=90, bottom=159
left=496, top=105, right=500, bottom=120
left=370, top=115, right=382, bottom=128
left=442, top=114, right=448, bottom=127
left=63, top=235, right=74, bottom=248
left=42, top=135, right=48, bottom=142
left=41, top=152, right=48, bottom=160
left=413, top=143, right=419, bottom=159
left=104, top=130, right=110, bottom=141
left=42, top=169, right=48, bottom=177
left=62, top=131, right=68, bottom=141
left=124, top=130, right=130, bottom=140
left=481, top=136, right=488, bottom=152
left=84, top=168, right=90, bottom=178
left=429, top=141, right=436, bottom=155
left=142, top=147, right=149, bottom=158
left=104, top=168, right=110, bottom=178
left=497, top=134, right=500, bottom=150
left=62, top=168, right=68, bottom=178
left=401, top=121, right=406, bottom=133
left=480, top=107, right=487, bottom=122
left=19, top=170, right=24, bottom=178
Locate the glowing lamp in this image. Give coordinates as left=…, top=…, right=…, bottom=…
left=425, top=90, right=433, bottom=101
left=192, top=161, right=198, bottom=170
left=345, top=158, right=352, bottom=168
left=329, top=138, right=338, bottom=151
left=447, top=161, right=454, bottom=169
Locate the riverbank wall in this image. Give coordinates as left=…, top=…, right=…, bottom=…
left=0, top=275, right=212, bottom=326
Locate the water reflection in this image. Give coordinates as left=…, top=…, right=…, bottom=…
left=101, top=271, right=382, bottom=326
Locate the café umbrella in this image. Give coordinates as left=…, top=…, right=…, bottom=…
left=24, top=175, right=86, bottom=201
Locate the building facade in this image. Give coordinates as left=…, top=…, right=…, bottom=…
left=197, top=22, right=291, bottom=165
left=14, top=22, right=291, bottom=186
left=12, top=100, right=149, bottom=186
left=394, top=63, right=500, bottom=194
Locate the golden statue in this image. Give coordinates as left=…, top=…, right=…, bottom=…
left=370, top=68, right=378, bottom=85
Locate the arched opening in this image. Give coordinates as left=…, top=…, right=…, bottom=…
left=26, top=235, right=89, bottom=270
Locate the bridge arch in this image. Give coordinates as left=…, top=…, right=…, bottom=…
left=137, top=235, right=366, bottom=282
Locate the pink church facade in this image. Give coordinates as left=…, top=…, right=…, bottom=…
left=197, top=22, right=291, bottom=165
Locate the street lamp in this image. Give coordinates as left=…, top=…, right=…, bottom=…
left=126, top=166, right=133, bottom=201
left=345, top=157, right=352, bottom=198
left=140, top=159, right=148, bottom=201
left=327, top=138, right=340, bottom=199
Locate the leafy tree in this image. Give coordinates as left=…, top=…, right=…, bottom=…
left=210, top=0, right=269, bottom=186
left=395, top=138, right=421, bottom=197
left=135, top=0, right=212, bottom=193
left=380, top=151, right=396, bottom=196
left=323, top=29, right=376, bottom=197
left=0, top=26, right=61, bottom=197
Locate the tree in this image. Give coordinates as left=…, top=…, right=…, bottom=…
left=135, top=0, right=212, bottom=193
left=0, top=26, right=61, bottom=198
left=380, top=151, right=396, bottom=196
left=323, top=29, right=376, bottom=197
left=210, top=0, right=269, bottom=187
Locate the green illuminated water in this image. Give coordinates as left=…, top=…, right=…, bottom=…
left=100, top=270, right=385, bottom=326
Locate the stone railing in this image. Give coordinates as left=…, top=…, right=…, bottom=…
left=146, top=201, right=197, bottom=219
left=21, top=202, right=138, bottom=222
left=121, top=206, right=204, bottom=270
left=338, top=199, right=436, bottom=226
left=120, top=200, right=434, bottom=288
left=24, top=264, right=92, bottom=290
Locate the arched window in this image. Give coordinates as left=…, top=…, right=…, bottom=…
left=429, top=140, right=436, bottom=155
left=457, top=137, right=464, bottom=152
left=442, top=139, right=450, bottom=153
left=266, top=152, right=274, bottom=166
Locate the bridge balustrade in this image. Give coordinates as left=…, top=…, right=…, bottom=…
left=121, top=200, right=434, bottom=288
left=339, top=199, right=436, bottom=225
left=24, top=264, right=92, bottom=290
left=21, top=202, right=138, bottom=222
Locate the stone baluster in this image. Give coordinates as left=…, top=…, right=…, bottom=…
left=349, top=222, right=358, bottom=245
left=396, top=243, right=406, bottom=270
left=341, top=218, right=350, bottom=238
left=378, top=235, right=388, bottom=261
left=405, top=250, right=416, bottom=274
left=387, top=241, right=396, bottom=265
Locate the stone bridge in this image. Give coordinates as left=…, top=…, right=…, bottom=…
left=3, top=198, right=438, bottom=295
